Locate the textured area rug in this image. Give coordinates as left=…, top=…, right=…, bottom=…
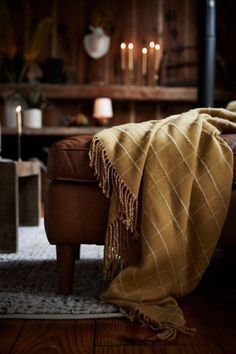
left=0, top=220, right=121, bottom=319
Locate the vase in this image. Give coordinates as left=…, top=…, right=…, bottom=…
left=3, top=92, right=27, bottom=128
left=24, top=109, right=42, bottom=128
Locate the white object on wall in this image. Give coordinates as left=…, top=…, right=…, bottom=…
left=83, top=26, right=110, bottom=59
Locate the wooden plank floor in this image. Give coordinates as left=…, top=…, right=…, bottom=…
left=0, top=250, right=235, bottom=354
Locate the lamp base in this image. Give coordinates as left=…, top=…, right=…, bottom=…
left=93, top=117, right=111, bottom=126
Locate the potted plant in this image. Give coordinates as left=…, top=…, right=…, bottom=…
left=0, top=0, right=52, bottom=127
left=22, top=84, right=46, bottom=128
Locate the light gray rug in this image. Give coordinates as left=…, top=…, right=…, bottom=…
left=0, top=219, right=121, bottom=319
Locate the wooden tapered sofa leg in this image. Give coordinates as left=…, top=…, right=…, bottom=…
left=56, top=244, right=76, bottom=295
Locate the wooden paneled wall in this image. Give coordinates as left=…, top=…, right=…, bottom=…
left=1, top=0, right=236, bottom=126
left=4, top=0, right=197, bottom=86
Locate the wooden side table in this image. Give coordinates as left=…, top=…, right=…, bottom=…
left=0, top=160, right=41, bottom=253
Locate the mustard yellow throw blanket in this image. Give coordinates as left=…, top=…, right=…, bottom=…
left=89, top=108, right=236, bottom=341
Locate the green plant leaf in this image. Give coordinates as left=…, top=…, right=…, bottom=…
left=21, top=83, right=47, bottom=109
left=24, top=17, right=53, bottom=63
left=0, top=0, right=16, bottom=58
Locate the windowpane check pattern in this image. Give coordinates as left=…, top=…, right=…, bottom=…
left=89, top=108, right=236, bottom=341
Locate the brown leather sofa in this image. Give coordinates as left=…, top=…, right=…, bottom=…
left=44, top=134, right=236, bottom=295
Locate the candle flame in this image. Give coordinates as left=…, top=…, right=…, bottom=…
left=128, top=42, right=134, bottom=49
left=149, top=41, right=155, bottom=48
left=142, top=48, right=147, bottom=54
left=16, top=105, right=22, bottom=113
left=121, top=42, right=126, bottom=49
left=155, top=43, right=161, bottom=51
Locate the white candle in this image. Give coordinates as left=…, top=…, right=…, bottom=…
left=155, top=43, right=161, bottom=72
left=128, top=42, right=134, bottom=71
left=16, top=105, right=22, bottom=161
left=120, top=42, right=126, bottom=70
left=149, top=41, right=155, bottom=49
left=16, top=105, right=22, bottom=135
left=149, top=41, right=155, bottom=76
left=142, top=47, right=148, bottom=76
left=149, top=42, right=155, bottom=66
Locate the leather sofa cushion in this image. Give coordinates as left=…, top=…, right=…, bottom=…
left=47, top=134, right=236, bottom=182
left=47, top=135, right=95, bottom=182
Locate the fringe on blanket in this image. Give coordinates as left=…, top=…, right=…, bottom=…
left=89, top=137, right=139, bottom=278
left=120, top=307, right=196, bottom=342
left=89, top=135, right=197, bottom=340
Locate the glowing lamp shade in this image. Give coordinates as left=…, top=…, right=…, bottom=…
left=93, top=97, right=113, bottom=125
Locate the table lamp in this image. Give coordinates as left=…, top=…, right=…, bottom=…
left=93, top=98, right=113, bottom=125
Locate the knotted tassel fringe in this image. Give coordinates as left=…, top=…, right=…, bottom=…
left=121, top=307, right=196, bottom=343
left=89, top=136, right=139, bottom=278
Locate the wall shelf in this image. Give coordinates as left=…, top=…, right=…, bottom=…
left=41, top=85, right=198, bottom=102
left=2, top=126, right=102, bottom=136
left=0, top=84, right=196, bottom=102
left=0, top=84, right=234, bottom=103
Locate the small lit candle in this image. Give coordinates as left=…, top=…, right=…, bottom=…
left=149, top=41, right=155, bottom=49
left=149, top=42, right=155, bottom=66
left=142, top=47, right=148, bottom=76
left=149, top=41, right=155, bottom=78
left=120, top=42, right=126, bottom=70
left=16, top=105, right=22, bottom=161
left=128, top=42, right=134, bottom=71
left=16, top=105, right=22, bottom=135
left=154, top=43, right=161, bottom=72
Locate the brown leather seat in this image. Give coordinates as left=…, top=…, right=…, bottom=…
left=44, top=134, right=236, bottom=294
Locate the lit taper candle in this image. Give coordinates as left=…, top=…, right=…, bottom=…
left=128, top=42, right=134, bottom=70
left=16, top=105, right=22, bottom=135
left=16, top=105, right=22, bottom=161
left=142, top=47, right=148, bottom=76
left=149, top=41, right=155, bottom=50
left=155, top=43, right=161, bottom=71
left=120, top=42, right=126, bottom=70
